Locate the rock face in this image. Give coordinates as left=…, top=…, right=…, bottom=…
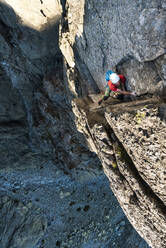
left=73, top=94, right=166, bottom=248
left=60, top=0, right=166, bottom=91
left=59, top=0, right=166, bottom=247
left=0, top=194, right=47, bottom=248
left=0, top=1, right=149, bottom=248
left=0, top=0, right=166, bottom=248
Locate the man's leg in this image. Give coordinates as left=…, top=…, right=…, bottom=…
left=98, top=86, right=110, bottom=105
left=103, top=86, right=111, bottom=100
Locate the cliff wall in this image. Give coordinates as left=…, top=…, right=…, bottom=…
left=0, top=0, right=166, bottom=247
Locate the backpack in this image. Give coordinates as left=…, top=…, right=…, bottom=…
left=105, top=70, right=114, bottom=81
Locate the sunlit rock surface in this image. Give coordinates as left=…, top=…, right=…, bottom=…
left=0, top=0, right=166, bottom=247
left=5, top=0, right=61, bottom=30
left=73, top=92, right=166, bottom=248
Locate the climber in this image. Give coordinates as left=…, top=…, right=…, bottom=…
left=98, top=70, right=136, bottom=105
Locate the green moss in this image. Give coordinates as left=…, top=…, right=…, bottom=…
left=135, top=111, right=145, bottom=124
left=112, top=162, right=117, bottom=168
left=117, top=150, right=122, bottom=157
left=116, top=146, right=123, bottom=158
left=116, top=145, right=132, bottom=165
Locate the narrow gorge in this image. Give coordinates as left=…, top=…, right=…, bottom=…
left=0, top=0, right=166, bottom=248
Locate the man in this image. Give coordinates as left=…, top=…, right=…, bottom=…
left=98, top=71, right=136, bottom=105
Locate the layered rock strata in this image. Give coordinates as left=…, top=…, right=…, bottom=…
left=73, top=93, right=166, bottom=248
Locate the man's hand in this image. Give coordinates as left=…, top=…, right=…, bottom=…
left=131, top=92, right=137, bottom=96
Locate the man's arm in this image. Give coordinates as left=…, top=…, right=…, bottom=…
left=117, top=89, right=136, bottom=96
left=121, top=83, right=125, bottom=91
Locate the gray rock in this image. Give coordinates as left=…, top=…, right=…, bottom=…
left=116, top=57, right=162, bottom=95
left=0, top=0, right=165, bottom=247
left=0, top=194, right=47, bottom=248
left=0, top=66, right=26, bottom=123
left=60, top=0, right=166, bottom=92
